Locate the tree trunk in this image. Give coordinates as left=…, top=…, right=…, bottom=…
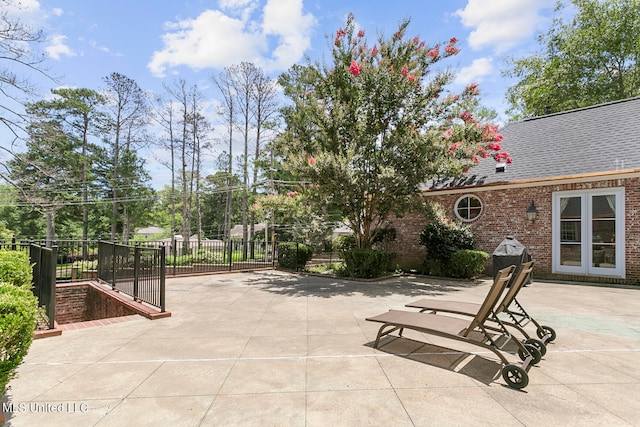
left=45, top=209, right=55, bottom=247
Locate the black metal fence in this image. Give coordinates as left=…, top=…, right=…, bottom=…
left=29, top=244, right=57, bottom=329
left=142, top=238, right=275, bottom=275
left=98, top=241, right=166, bottom=312
left=1, top=237, right=340, bottom=285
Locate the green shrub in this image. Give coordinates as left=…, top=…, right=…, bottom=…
left=0, top=249, right=33, bottom=289
left=448, top=250, right=489, bottom=278
left=167, top=254, right=194, bottom=266
left=193, top=249, right=224, bottom=264
left=277, top=243, right=313, bottom=270
left=0, top=283, right=39, bottom=393
left=418, top=219, right=475, bottom=263
left=0, top=250, right=39, bottom=394
left=332, top=235, right=356, bottom=253
left=343, top=248, right=389, bottom=278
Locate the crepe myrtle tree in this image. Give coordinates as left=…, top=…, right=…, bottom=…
left=277, top=14, right=509, bottom=249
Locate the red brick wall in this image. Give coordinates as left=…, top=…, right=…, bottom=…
left=390, top=177, right=640, bottom=285
left=55, top=283, right=137, bottom=325
left=55, top=285, right=89, bottom=324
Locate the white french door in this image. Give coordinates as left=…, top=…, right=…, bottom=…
left=552, top=188, right=625, bottom=278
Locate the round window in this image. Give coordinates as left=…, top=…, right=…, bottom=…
left=455, top=194, right=483, bottom=222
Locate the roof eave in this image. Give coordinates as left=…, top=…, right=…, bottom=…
left=422, top=169, right=640, bottom=195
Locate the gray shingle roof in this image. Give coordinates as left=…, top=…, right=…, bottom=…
left=427, top=96, right=640, bottom=190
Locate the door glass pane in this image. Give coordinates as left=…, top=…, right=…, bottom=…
left=592, top=195, right=616, bottom=268
left=561, top=244, right=581, bottom=266
left=560, top=196, right=581, bottom=266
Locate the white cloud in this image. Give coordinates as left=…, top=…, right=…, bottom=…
left=148, top=0, right=315, bottom=77
left=454, top=57, right=494, bottom=85
left=45, top=34, right=76, bottom=60
left=455, top=0, right=555, bottom=52
left=261, top=0, right=316, bottom=70
left=89, top=39, right=112, bottom=54
left=4, top=0, right=41, bottom=14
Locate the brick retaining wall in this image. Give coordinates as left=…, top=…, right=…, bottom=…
left=55, top=283, right=137, bottom=325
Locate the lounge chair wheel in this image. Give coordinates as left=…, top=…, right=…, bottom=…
left=536, top=325, right=557, bottom=343
left=518, top=343, right=542, bottom=364
left=524, top=338, right=547, bottom=356
left=502, top=364, right=529, bottom=389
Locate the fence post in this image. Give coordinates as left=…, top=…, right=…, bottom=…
left=159, top=248, right=166, bottom=313
left=172, top=238, right=177, bottom=276
left=272, top=240, right=276, bottom=268
left=11, top=235, right=16, bottom=251
left=296, top=242, right=299, bottom=272
left=111, top=241, right=117, bottom=291
left=48, top=246, right=57, bottom=329
left=228, top=239, right=233, bottom=271
left=133, top=245, right=140, bottom=301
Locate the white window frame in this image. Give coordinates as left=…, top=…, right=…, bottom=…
left=454, top=194, right=483, bottom=223
left=552, top=187, right=625, bottom=278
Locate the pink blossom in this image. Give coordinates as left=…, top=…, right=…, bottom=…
left=401, top=64, right=409, bottom=76
left=473, top=155, right=480, bottom=164
left=444, top=45, right=459, bottom=55
left=336, top=28, right=346, bottom=38
left=412, top=36, right=419, bottom=45
left=460, top=110, right=473, bottom=122
left=506, top=157, right=513, bottom=164
left=441, top=128, right=453, bottom=139
left=449, top=37, right=458, bottom=44
left=371, top=44, right=378, bottom=55
left=306, top=90, right=312, bottom=97
left=358, top=29, right=365, bottom=38
left=428, top=46, right=439, bottom=57
left=488, top=142, right=501, bottom=151
left=349, top=59, right=362, bottom=76
left=495, top=152, right=510, bottom=162
left=407, top=74, right=416, bottom=83
left=308, top=156, right=316, bottom=166
left=445, top=94, right=460, bottom=104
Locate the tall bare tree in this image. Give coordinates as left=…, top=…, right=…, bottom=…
left=101, top=72, right=149, bottom=241
left=249, top=68, right=280, bottom=249
left=187, top=84, right=211, bottom=246
left=212, top=69, right=236, bottom=243
left=152, top=90, right=178, bottom=240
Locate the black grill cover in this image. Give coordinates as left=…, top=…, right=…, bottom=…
left=492, top=236, right=532, bottom=285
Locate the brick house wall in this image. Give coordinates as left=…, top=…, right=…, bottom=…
left=390, top=175, right=640, bottom=285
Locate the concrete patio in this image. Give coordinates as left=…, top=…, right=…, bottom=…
left=4, top=270, right=640, bottom=426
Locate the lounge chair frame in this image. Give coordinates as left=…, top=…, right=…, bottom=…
left=366, top=266, right=536, bottom=389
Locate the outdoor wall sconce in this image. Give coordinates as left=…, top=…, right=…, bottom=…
left=526, top=200, right=538, bottom=221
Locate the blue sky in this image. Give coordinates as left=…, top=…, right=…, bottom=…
left=6, top=0, right=559, bottom=186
